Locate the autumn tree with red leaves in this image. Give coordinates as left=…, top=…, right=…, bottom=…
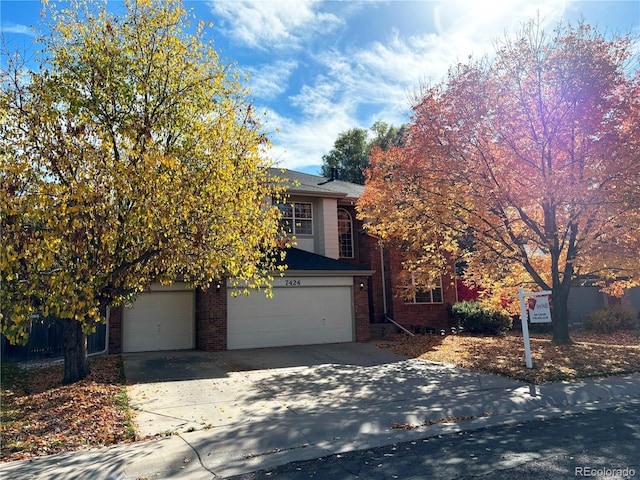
left=359, top=20, right=639, bottom=344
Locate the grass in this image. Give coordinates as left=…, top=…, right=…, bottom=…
left=380, top=329, right=640, bottom=384
left=0, top=361, right=25, bottom=394
left=0, top=355, right=135, bottom=463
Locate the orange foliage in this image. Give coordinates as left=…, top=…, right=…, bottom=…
left=359, top=20, right=640, bottom=342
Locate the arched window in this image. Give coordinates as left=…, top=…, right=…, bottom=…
left=338, top=208, right=354, bottom=258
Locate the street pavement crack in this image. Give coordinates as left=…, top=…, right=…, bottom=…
left=178, top=433, right=219, bottom=478
left=137, top=409, right=192, bottom=423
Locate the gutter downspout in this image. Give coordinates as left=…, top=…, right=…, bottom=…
left=379, top=242, right=388, bottom=316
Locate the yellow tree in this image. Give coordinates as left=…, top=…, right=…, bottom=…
left=1, top=0, right=285, bottom=383
left=359, top=20, right=640, bottom=344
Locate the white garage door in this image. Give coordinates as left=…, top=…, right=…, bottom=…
left=123, top=289, right=195, bottom=353
left=227, top=277, right=354, bottom=350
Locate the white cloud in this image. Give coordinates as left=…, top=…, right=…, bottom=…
left=441, top=0, right=568, bottom=37
left=207, top=0, right=342, bottom=50
left=1, top=23, right=35, bottom=36
left=289, top=78, right=346, bottom=118
left=247, top=60, right=297, bottom=100
left=263, top=108, right=356, bottom=171
left=238, top=0, right=586, bottom=170
left=351, top=0, right=570, bottom=87
left=292, top=0, right=573, bottom=128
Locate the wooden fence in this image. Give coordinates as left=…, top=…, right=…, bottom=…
left=1, top=318, right=107, bottom=362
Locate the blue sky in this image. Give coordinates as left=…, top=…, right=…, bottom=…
left=2, top=1, right=639, bottom=174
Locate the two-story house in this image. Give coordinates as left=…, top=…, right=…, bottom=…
left=108, top=169, right=457, bottom=353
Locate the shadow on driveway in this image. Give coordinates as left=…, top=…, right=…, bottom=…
left=123, top=341, right=407, bottom=384
left=123, top=342, right=419, bottom=437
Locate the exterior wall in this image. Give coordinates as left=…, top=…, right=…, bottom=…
left=353, top=231, right=456, bottom=328
left=353, top=275, right=371, bottom=342
left=383, top=248, right=457, bottom=330
left=338, top=206, right=389, bottom=325
left=287, top=195, right=316, bottom=254
left=108, top=305, right=123, bottom=354
left=108, top=183, right=397, bottom=351
left=567, top=287, right=607, bottom=327
left=355, top=232, right=387, bottom=323
left=320, top=198, right=339, bottom=258
left=195, top=284, right=227, bottom=351
left=315, top=197, right=325, bottom=256
left=293, top=236, right=314, bottom=253
left=624, top=287, right=640, bottom=316
left=566, top=285, right=640, bottom=327
left=389, top=277, right=457, bottom=330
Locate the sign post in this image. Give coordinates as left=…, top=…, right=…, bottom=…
left=516, top=288, right=552, bottom=369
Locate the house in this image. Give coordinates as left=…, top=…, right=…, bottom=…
left=108, top=169, right=458, bottom=354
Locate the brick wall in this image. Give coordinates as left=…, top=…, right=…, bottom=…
left=108, top=305, right=122, bottom=354
left=385, top=248, right=457, bottom=329
left=361, top=233, right=388, bottom=323
left=353, top=275, right=371, bottom=342
left=195, top=282, right=227, bottom=351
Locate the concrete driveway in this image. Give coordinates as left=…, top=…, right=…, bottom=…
left=124, top=342, right=408, bottom=436
left=123, top=342, right=522, bottom=438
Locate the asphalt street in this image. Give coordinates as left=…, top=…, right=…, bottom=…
left=228, top=399, right=640, bottom=480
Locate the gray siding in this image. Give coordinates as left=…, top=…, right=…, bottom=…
left=567, top=287, right=607, bottom=327
left=567, top=286, right=640, bottom=327
left=623, top=287, right=640, bottom=316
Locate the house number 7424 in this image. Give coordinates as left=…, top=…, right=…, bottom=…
left=285, top=280, right=301, bottom=286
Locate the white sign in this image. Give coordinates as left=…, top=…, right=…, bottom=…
left=516, top=288, right=552, bottom=369
left=528, top=295, right=552, bottom=324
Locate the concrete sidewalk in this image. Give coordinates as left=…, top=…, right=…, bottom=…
left=2, top=345, right=639, bottom=479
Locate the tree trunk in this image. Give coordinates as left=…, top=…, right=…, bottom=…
left=551, top=286, right=572, bottom=345
left=61, top=318, right=90, bottom=384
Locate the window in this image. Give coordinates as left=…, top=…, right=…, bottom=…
left=407, top=274, right=443, bottom=304
left=278, top=202, right=313, bottom=235
left=338, top=208, right=354, bottom=258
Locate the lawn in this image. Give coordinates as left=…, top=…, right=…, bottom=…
left=380, top=329, right=640, bottom=384
left=0, top=355, right=135, bottom=463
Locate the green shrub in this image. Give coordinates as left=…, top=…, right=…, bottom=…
left=528, top=321, right=553, bottom=334
left=585, top=305, right=639, bottom=333
left=618, top=305, right=640, bottom=330
left=450, top=301, right=512, bottom=335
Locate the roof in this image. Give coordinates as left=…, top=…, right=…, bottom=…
left=278, top=248, right=372, bottom=275
left=270, top=168, right=365, bottom=201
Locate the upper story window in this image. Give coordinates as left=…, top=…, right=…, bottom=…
left=278, top=202, right=313, bottom=235
left=338, top=208, right=354, bottom=258
left=406, top=273, right=443, bottom=304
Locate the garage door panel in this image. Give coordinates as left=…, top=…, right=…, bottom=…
left=123, top=291, right=194, bottom=353
left=227, top=285, right=354, bottom=349
left=230, top=328, right=351, bottom=350
left=125, top=336, right=157, bottom=353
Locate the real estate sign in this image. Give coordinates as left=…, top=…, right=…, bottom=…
left=527, top=295, right=552, bottom=324
left=517, top=288, right=552, bottom=369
